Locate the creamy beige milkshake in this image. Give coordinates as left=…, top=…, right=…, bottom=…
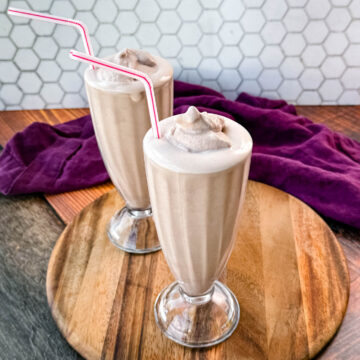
left=143, top=106, right=252, bottom=347
left=84, top=49, right=173, bottom=253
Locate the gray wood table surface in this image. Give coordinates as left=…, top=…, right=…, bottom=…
left=0, top=193, right=81, bottom=359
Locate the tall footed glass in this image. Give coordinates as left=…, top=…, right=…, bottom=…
left=84, top=50, right=173, bottom=253
left=143, top=108, right=253, bottom=347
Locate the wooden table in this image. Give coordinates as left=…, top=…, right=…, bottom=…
left=0, top=107, right=359, bottom=359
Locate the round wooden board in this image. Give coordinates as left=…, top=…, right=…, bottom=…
left=46, top=181, right=349, bottom=360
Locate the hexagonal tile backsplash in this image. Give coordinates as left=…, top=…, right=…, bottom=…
left=1, top=0, right=360, bottom=110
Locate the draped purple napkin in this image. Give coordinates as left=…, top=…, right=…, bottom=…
left=0, top=80, right=359, bottom=229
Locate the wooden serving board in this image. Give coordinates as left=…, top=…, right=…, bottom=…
left=46, top=181, right=349, bottom=360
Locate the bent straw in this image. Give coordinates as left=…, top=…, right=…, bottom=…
left=7, top=7, right=95, bottom=69
left=70, top=50, right=161, bottom=139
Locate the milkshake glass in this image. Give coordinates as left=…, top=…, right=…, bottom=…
left=85, top=49, right=173, bottom=253
left=143, top=107, right=252, bottom=347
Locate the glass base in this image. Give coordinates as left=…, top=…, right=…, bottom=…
left=107, top=207, right=161, bottom=254
left=154, top=281, right=240, bottom=348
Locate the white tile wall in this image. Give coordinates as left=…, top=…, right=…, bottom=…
left=1, top=0, right=360, bottom=109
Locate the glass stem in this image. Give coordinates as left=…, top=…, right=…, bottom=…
left=179, top=285, right=215, bottom=305
left=127, top=207, right=152, bottom=219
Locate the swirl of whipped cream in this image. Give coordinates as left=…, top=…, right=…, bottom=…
left=166, top=106, right=232, bottom=152
left=96, top=48, right=157, bottom=83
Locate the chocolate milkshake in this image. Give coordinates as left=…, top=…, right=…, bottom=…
left=85, top=49, right=173, bottom=253
left=143, top=106, right=252, bottom=347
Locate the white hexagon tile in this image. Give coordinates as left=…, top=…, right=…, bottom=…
left=1, top=0, right=360, bottom=109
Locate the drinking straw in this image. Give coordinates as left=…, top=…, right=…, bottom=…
left=7, top=7, right=95, bottom=69
left=70, top=50, right=161, bottom=139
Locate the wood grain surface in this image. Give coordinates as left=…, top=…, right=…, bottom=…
left=46, top=183, right=349, bottom=360
left=0, top=193, right=79, bottom=359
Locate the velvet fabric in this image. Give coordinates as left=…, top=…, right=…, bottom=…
left=0, top=80, right=359, bottom=228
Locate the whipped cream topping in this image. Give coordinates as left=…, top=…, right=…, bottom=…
left=166, top=106, right=232, bottom=152
left=96, top=48, right=158, bottom=84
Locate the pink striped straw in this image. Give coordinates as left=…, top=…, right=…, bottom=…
left=70, top=50, right=161, bottom=139
left=7, top=7, right=95, bottom=69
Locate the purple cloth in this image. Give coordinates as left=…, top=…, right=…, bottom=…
left=0, top=80, right=359, bottom=228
